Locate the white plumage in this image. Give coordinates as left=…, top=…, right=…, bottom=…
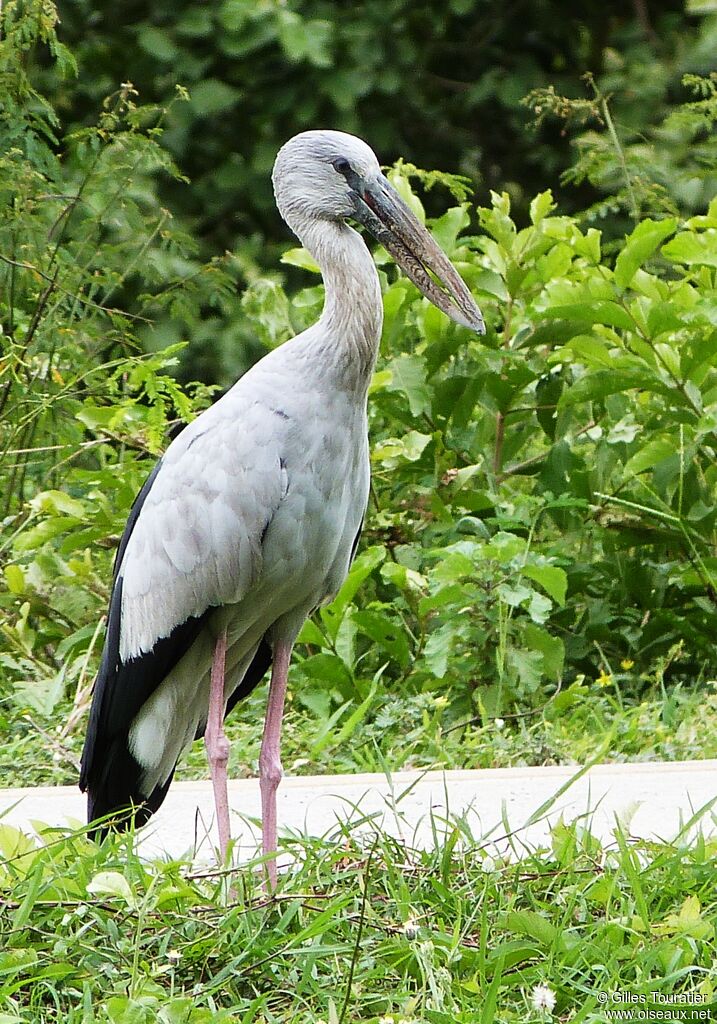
left=80, top=130, right=485, bottom=886
left=123, top=362, right=369, bottom=787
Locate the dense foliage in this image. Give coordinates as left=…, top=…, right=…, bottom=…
left=1, top=4, right=717, bottom=776
left=42, top=0, right=716, bottom=242
left=27, top=0, right=717, bottom=380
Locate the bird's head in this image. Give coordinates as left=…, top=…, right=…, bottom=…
left=273, top=130, right=485, bottom=334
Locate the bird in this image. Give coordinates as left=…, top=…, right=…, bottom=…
left=79, top=130, right=485, bottom=887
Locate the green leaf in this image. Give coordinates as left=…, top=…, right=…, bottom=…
left=12, top=856, right=45, bottom=930
left=280, top=247, right=320, bottom=273
left=624, top=436, right=677, bottom=476
left=386, top=354, right=432, bottom=416
left=0, top=947, right=39, bottom=979
left=296, top=619, right=326, bottom=647
left=509, top=647, right=544, bottom=689
left=662, top=229, right=717, bottom=268
left=387, top=169, right=425, bottom=222
left=647, top=301, right=684, bottom=338
left=423, top=622, right=455, bottom=678
left=654, top=895, right=714, bottom=940
left=564, top=335, right=614, bottom=368
left=542, top=301, right=634, bottom=330
left=484, top=532, right=527, bottom=562
left=504, top=910, right=559, bottom=947
left=13, top=516, right=82, bottom=553
left=614, top=218, right=677, bottom=289
left=380, top=561, right=427, bottom=593
left=535, top=373, right=563, bottom=440
left=325, top=680, right=378, bottom=751
left=321, top=546, right=386, bottom=641
left=523, top=624, right=565, bottom=681
left=87, top=871, right=137, bottom=909
left=15, top=663, right=67, bottom=714
left=529, top=190, right=556, bottom=225
left=576, top=227, right=602, bottom=264
left=277, top=12, right=333, bottom=66
left=0, top=825, right=36, bottom=867
left=297, top=687, right=332, bottom=718
left=497, top=582, right=533, bottom=608
left=219, top=0, right=254, bottom=32
left=372, top=431, right=431, bottom=465
left=298, top=653, right=353, bottom=691
left=429, top=205, right=470, bottom=253
left=75, top=404, right=123, bottom=431
left=607, top=415, right=640, bottom=444
left=431, top=550, right=475, bottom=583
left=470, top=268, right=510, bottom=301
left=352, top=609, right=410, bottom=667
left=369, top=368, right=393, bottom=395
left=189, top=79, right=240, bottom=116
left=520, top=563, right=567, bottom=605
left=4, top=565, right=24, bottom=594
left=29, top=489, right=88, bottom=518
left=480, top=191, right=517, bottom=249
left=527, top=590, right=552, bottom=624
left=418, top=583, right=465, bottom=616
left=382, top=282, right=410, bottom=335
left=585, top=875, right=616, bottom=905
left=137, top=26, right=179, bottom=62
left=559, top=368, right=664, bottom=408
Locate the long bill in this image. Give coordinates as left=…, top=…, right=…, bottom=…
left=350, top=174, right=485, bottom=334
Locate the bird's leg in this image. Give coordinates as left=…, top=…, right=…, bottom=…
left=259, top=638, right=292, bottom=890
left=205, top=627, right=231, bottom=862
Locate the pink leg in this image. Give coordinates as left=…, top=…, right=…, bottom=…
left=205, top=627, right=231, bottom=862
left=259, top=638, right=293, bottom=889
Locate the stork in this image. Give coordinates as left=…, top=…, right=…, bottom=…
left=79, top=130, right=485, bottom=887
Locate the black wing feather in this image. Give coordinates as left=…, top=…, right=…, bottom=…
left=349, top=519, right=363, bottom=564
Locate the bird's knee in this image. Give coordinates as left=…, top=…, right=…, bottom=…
left=206, top=730, right=230, bottom=769
left=259, top=753, right=283, bottom=790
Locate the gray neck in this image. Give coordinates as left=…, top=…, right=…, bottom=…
left=292, top=215, right=383, bottom=389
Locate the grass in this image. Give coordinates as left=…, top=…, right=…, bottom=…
left=3, top=665, right=717, bottom=1020
left=1, top=795, right=716, bottom=1023
left=2, top=678, right=717, bottom=791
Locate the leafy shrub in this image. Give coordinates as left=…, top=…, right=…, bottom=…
left=246, top=170, right=717, bottom=734
left=44, top=0, right=717, bottom=245
left=0, top=3, right=220, bottom=718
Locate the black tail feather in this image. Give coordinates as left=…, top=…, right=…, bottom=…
left=84, top=637, right=273, bottom=838
left=86, top=737, right=176, bottom=839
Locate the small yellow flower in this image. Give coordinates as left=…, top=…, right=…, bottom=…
left=596, top=670, right=612, bottom=688
left=620, top=658, right=635, bottom=670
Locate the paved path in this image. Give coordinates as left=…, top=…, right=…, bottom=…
left=2, top=760, right=715, bottom=863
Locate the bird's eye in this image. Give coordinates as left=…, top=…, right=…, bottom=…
left=332, top=157, right=352, bottom=176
